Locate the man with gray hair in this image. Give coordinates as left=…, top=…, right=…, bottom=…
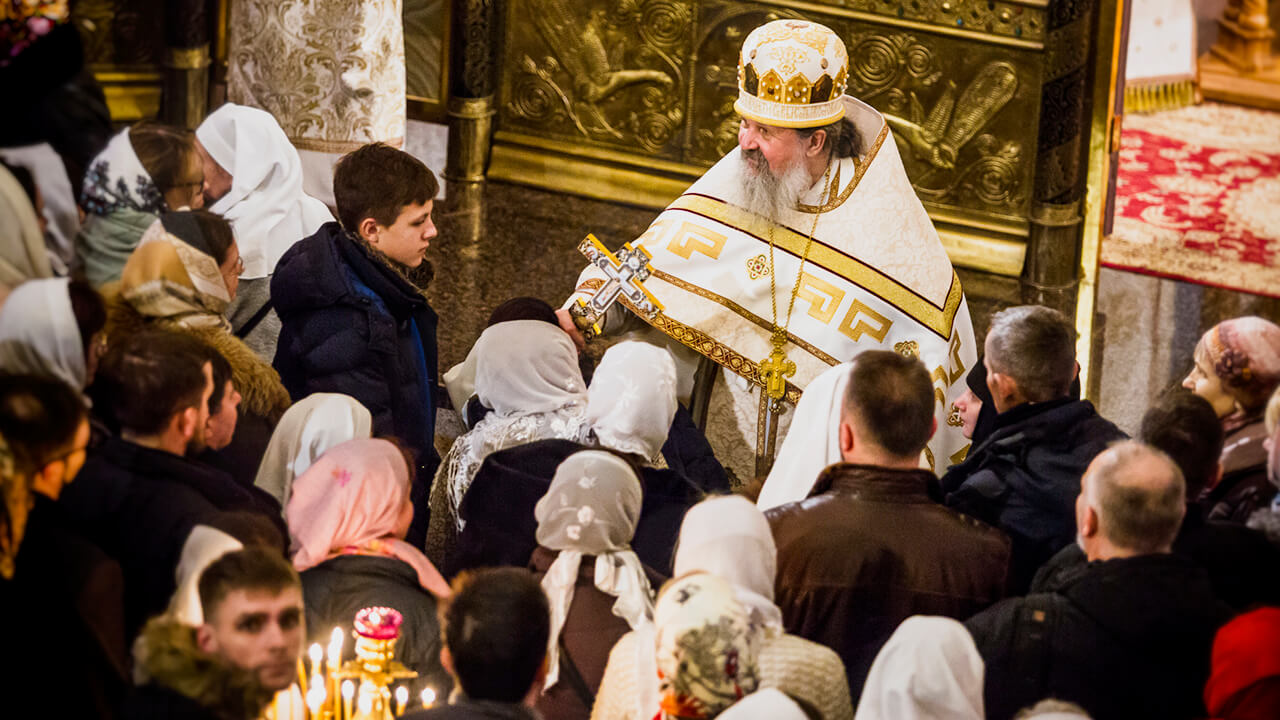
left=940, top=305, right=1126, bottom=592
left=965, top=442, right=1230, bottom=720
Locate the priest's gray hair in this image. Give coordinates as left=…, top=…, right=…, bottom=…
left=1083, top=441, right=1185, bottom=554
left=985, top=305, right=1077, bottom=402
left=797, top=117, right=861, bottom=159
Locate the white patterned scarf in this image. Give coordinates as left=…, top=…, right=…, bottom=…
left=587, top=340, right=679, bottom=462
left=536, top=450, right=653, bottom=690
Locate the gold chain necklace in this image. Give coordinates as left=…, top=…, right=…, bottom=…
left=760, top=162, right=833, bottom=401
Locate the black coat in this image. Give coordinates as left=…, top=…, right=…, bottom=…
left=447, top=439, right=708, bottom=578
left=2, top=495, right=128, bottom=719
left=941, top=398, right=1127, bottom=592
left=59, top=437, right=282, bottom=638
left=402, top=700, right=540, bottom=720
left=121, top=685, right=223, bottom=720
left=1034, top=509, right=1280, bottom=611
left=273, top=222, right=439, bottom=546
left=966, top=553, right=1232, bottom=720
left=300, top=555, right=450, bottom=693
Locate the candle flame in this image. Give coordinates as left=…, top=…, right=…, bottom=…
left=357, top=693, right=373, bottom=714
left=306, top=686, right=325, bottom=711
left=395, top=686, right=409, bottom=705
left=341, top=680, right=355, bottom=699
left=420, top=687, right=436, bottom=708
left=327, top=627, right=344, bottom=664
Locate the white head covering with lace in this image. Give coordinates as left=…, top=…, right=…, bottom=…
left=439, top=320, right=590, bottom=529
left=197, top=104, right=333, bottom=279
left=854, top=616, right=985, bottom=720
left=536, top=450, right=654, bottom=689
left=0, top=278, right=86, bottom=389
left=254, top=392, right=373, bottom=507
left=587, top=340, right=678, bottom=463
left=674, top=494, right=784, bottom=634
left=757, top=361, right=853, bottom=511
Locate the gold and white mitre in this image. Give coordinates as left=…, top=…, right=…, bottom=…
left=566, top=19, right=977, bottom=479
left=734, top=19, right=849, bottom=128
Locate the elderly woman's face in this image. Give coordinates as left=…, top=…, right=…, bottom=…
left=1183, top=358, right=1237, bottom=419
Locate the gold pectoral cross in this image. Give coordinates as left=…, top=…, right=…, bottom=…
left=759, top=331, right=795, bottom=401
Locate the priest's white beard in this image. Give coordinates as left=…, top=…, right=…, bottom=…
left=740, top=148, right=814, bottom=224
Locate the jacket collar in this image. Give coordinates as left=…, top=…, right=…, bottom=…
left=101, top=437, right=256, bottom=508
left=810, top=462, right=938, bottom=503
left=133, top=617, right=274, bottom=719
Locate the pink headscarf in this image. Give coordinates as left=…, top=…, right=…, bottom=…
left=286, top=438, right=450, bottom=597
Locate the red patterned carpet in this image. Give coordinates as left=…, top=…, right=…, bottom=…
left=1102, top=102, right=1280, bottom=298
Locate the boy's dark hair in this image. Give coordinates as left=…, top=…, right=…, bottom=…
left=187, top=340, right=233, bottom=416
left=1139, top=389, right=1225, bottom=498
left=441, top=568, right=549, bottom=703
left=0, top=374, right=87, bottom=475
left=129, top=121, right=199, bottom=196
left=89, top=330, right=211, bottom=435
left=67, top=280, right=107, bottom=356
left=844, top=350, right=936, bottom=458
left=198, top=547, right=300, bottom=623
left=333, top=143, right=438, bottom=235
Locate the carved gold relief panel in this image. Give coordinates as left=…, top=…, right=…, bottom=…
left=499, top=0, right=693, bottom=160
left=497, top=0, right=1046, bottom=229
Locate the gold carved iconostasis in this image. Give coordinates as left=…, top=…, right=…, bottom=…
left=488, top=0, right=1105, bottom=285
left=77, top=0, right=451, bottom=123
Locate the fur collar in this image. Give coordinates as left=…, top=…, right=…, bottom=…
left=103, top=285, right=291, bottom=423
left=133, top=617, right=275, bottom=720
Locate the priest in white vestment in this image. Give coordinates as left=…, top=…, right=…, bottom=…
left=559, top=19, right=976, bottom=487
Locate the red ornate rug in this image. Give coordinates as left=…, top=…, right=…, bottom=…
left=1102, top=102, right=1280, bottom=298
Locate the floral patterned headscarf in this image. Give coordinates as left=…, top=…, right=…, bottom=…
left=654, top=573, right=761, bottom=719
left=1195, top=317, right=1280, bottom=415
left=81, top=127, right=166, bottom=217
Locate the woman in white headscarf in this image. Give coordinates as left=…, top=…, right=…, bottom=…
left=253, top=393, right=373, bottom=508
left=0, top=163, right=54, bottom=293
left=532, top=450, right=657, bottom=720
left=195, top=104, right=333, bottom=359
left=426, top=319, right=590, bottom=563
left=0, top=277, right=106, bottom=390
left=719, top=689, right=811, bottom=720
left=592, top=495, right=854, bottom=720
left=757, top=361, right=853, bottom=511
left=854, top=616, right=984, bottom=720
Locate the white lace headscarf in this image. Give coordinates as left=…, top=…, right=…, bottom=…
left=439, top=320, right=589, bottom=528
left=166, top=525, right=243, bottom=627
left=674, top=495, right=784, bottom=635
left=536, top=450, right=654, bottom=690
left=253, top=393, right=373, bottom=508
left=196, top=104, right=333, bottom=279
left=0, top=278, right=87, bottom=390
left=854, top=616, right=985, bottom=720
left=757, top=361, right=854, bottom=510
left=587, top=340, right=678, bottom=463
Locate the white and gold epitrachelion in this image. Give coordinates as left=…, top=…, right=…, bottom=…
left=567, top=21, right=976, bottom=482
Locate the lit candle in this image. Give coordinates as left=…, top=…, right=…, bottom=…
left=309, top=643, right=324, bottom=676
left=357, top=691, right=373, bottom=718
left=341, top=680, right=355, bottom=720
left=420, top=687, right=436, bottom=709
left=395, top=686, right=408, bottom=716
left=327, top=627, right=344, bottom=669
left=306, top=685, right=326, bottom=719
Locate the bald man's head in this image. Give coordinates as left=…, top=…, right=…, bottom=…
left=1077, top=441, right=1186, bottom=558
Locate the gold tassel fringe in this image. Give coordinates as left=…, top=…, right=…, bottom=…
left=1125, top=78, right=1200, bottom=114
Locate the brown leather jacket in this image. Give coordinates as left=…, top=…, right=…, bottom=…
left=766, top=462, right=1011, bottom=700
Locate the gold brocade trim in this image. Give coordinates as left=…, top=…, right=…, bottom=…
left=796, top=123, right=888, bottom=214
left=289, top=136, right=406, bottom=153
left=1124, top=78, right=1197, bottom=114
left=576, top=277, right=802, bottom=403
left=667, top=194, right=965, bottom=340
left=648, top=269, right=840, bottom=366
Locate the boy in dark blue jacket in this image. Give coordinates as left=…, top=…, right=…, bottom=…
left=272, top=143, right=440, bottom=546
